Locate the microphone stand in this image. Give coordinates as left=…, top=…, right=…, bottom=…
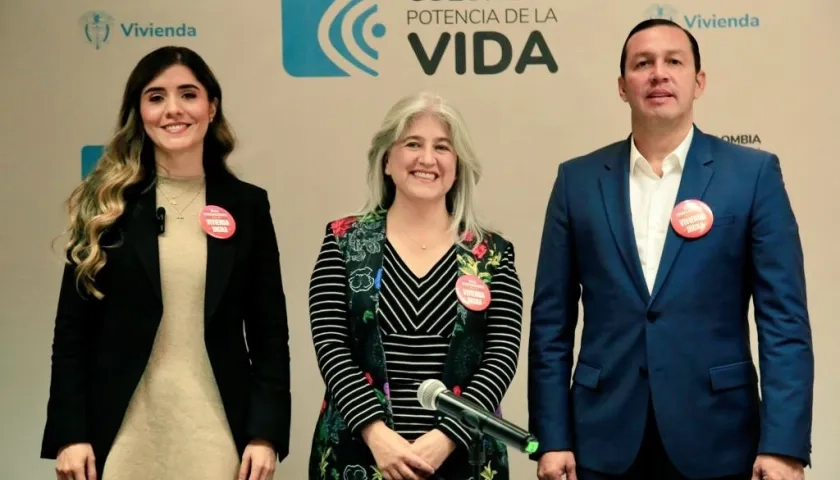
left=468, top=431, right=485, bottom=480
left=462, top=411, right=485, bottom=480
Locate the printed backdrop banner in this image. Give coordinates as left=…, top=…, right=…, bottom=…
left=1, top=0, right=839, bottom=478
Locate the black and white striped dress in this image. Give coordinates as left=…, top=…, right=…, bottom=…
left=308, top=225, right=523, bottom=449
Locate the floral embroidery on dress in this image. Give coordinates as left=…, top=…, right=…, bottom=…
left=318, top=447, right=331, bottom=479
left=373, top=268, right=382, bottom=290
left=472, top=242, right=488, bottom=259
left=343, top=465, right=368, bottom=480
left=453, top=303, right=469, bottom=336
left=311, top=215, right=511, bottom=480
left=332, top=210, right=387, bottom=263
left=347, top=232, right=383, bottom=262
left=457, top=232, right=501, bottom=284
left=481, top=461, right=498, bottom=479
left=349, top=266, right=375, bottom=293
left=331, top=217, right=356, bottom=238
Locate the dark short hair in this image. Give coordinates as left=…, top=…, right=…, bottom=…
left=619, top=19, right=701, bottom=76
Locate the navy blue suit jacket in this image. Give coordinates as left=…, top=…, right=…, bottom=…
left=527, top=126, right=814, bottom=478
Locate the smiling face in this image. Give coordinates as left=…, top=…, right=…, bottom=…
left=384, top=112, right=458, bottom=206
left=139, top=64, right=217, bottom=158
left=618, top=24, right=705, bottom=126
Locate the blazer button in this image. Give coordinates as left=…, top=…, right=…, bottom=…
left=646, top=311, right=659, bottom=322
left=639, top=366, right=648, bottom=378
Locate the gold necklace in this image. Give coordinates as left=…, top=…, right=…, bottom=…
left=409, top=236, right=429, bottom=250
left=157, top=181, right=205, bottom=220
left=400, top=229, right=455, bottom=251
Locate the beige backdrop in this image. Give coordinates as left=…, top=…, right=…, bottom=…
left=1, top=0, right=838, bottom=478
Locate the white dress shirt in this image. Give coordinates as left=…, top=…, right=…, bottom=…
left=629, top=127, right=694, bottom=293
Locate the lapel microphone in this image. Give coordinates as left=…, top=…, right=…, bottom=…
left=156, top=207, right=166, bottom=235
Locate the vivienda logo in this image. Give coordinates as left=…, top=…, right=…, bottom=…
left=79, top=12, right=115, bottom=49
left=644, top=3, right=760, bottom=29
left=281, top=0, right=387, bottom=77
left=79, top=11, right=198, bottom=50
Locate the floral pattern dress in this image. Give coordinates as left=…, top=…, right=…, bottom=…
left=306, top=208, right=523, bottom=480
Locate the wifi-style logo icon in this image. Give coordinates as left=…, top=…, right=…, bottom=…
left=282, top=0, right=387, bottom=77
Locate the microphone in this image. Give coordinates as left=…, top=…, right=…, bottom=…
left=417, top=379, right=539, bottom=454
left=156, top=207, right=166, bottom=234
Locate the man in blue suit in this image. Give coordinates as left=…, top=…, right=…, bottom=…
left=527, top=18, right=813, bottom=480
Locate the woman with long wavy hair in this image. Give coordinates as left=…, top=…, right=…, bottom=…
left=41, top=46, right=291, bottom=480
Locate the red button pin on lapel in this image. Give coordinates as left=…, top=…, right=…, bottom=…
left=200, top=205, right=236, bottom=239
left=670, top=199, right=714, bottom=239
left=455, top=275, right=491, bottom=312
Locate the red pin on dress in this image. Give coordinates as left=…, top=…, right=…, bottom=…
left=455, top=275, right=491, bottom=311
left=199, top=205, right=236, bottom=239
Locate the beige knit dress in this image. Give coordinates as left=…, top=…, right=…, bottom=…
left=102, top=174, right=240, bottom=479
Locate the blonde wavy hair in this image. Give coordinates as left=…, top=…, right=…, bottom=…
left=59, top=46, right=236, bottom=299
left=361, top=91, right=490, bottom=244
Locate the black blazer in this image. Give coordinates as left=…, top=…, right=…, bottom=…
left=40, top=170, right=291, bottom=474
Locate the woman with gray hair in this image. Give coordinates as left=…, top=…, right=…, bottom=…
left=306, top=91, right=524, bottom=480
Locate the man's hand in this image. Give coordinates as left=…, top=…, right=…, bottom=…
left=752, top=454, right=805, bottom=480
left=410, top=429, right=456, bottom=471
left=237, top=439, right=276, bottom=480
left=537, top=451, right=577, bottom=480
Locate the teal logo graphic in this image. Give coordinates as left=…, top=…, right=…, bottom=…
left=79, top=11, right=198, bottom=49
left=81, top=145, right=104, bottom=178
left=644, top=4, right=678, bottom=21
left=79, top=11, right=115, bottom=49
left=644, top=4, right=759, bottom=29
left=281, top=0, right=387, bottom=77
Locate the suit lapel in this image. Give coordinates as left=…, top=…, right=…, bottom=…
left=126, top=181, right=162, bottom=302
left=649, top=129, right=714, bottom=302
left=600, top=138, right=650, bottom=302
left=203, top=172, right=239, bottom=321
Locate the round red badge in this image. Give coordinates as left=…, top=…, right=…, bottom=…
left=455, top=275, right=491, bottom=311
left=199, top=205, right=236, bottom=239
left=670, top=199, right=714, bottom=239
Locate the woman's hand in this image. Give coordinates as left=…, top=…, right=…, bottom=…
left=361, top=421, right=435, bottom=480
left=56, top=443, right=96, bottom=480
left=410, top=429, right=457, bottom=471
left=237, top=439, right=276, bottom=480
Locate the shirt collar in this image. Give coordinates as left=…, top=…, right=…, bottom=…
left=630, top=126, right=694, bottom=173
